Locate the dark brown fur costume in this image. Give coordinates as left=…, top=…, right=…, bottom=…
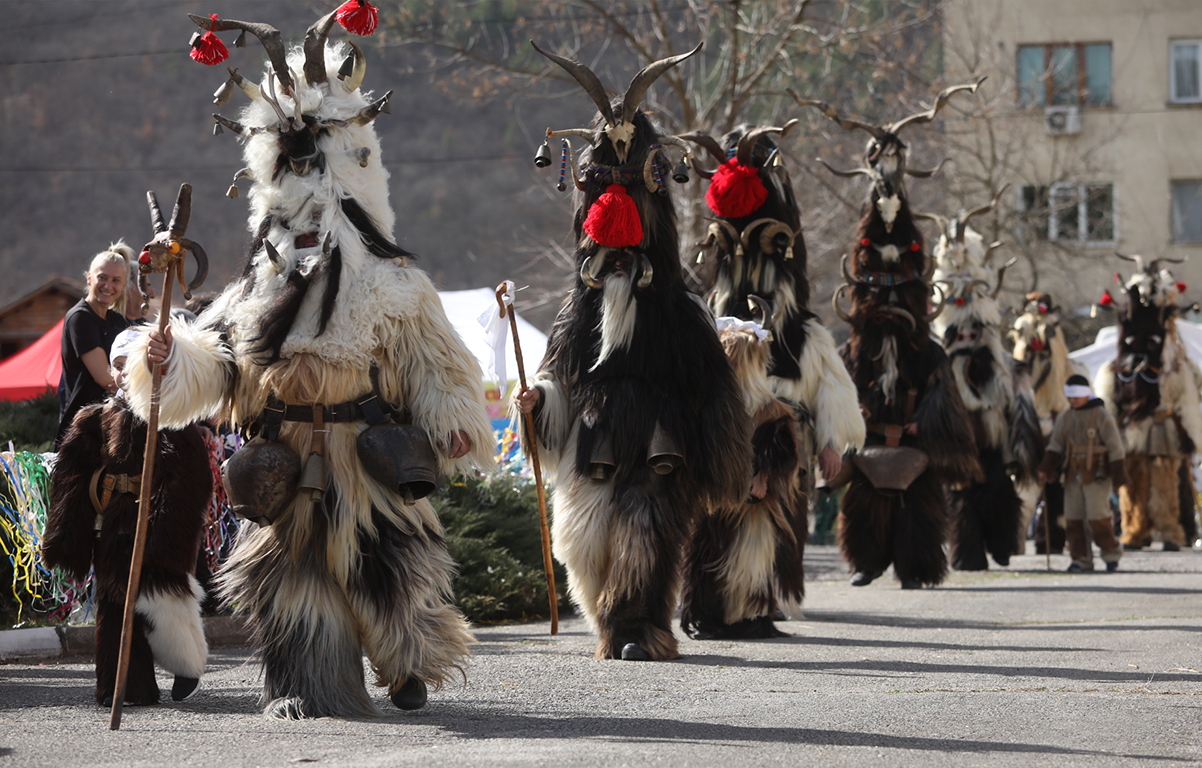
left=42, top=398, right=210, bottom=705
left=526, top=48, right=751, bottom=660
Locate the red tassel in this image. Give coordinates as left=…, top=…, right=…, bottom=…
left=190, top=15, right=229, bottom=66
left=336, top=0, right=379, bottom=36
left=1176, top=281, right=1187, bottom=293
left=860, top=238, right=871, bottom=247
left=954, top=297, right=965, bottom=306
left=1099, top=290, right=1113, bottom=306
left=706, top=160, right=767, bottom=219
left=584, top=185, right=643, bottom=248
left=910, top=242, right=921, bottom=252
left=1029, top=336, right=1045, bottom=351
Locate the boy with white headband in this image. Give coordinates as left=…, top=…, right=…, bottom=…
left=1037, top=374, right=1127, bottom=572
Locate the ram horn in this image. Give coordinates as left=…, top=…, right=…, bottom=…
left=341, top=41, right=367, bottom=92
left=905, top=158, right=950, bottom=178
left=181, top=238, right=210, bottom=295
left=621, top=42, right=703, bottom=124
left=188, top=14, right=293, bottom=92
left=302, top=9, right=339, bottom=86
left=530, top=40, right=615, bottom=126
left=832, top=283, right=853, bottom=323
left=747, top=295, right=775, bottom=330
left=642, top=147, right=663, bottom=193
left=880, top=305, right=918, bottom=332
left=967, top=278, right=992, bottom=297
left=992, top=256, right=1019, bottom=298
left=735, top=119, right=798, bottom=167
left=679, top=132, right=727, bottom=166
left=816, top=159, right=873, bottom=178
left=789, top=90, right=889, bottom=142
left=740, top=219, right=796, bottom=260
left=887, top=76, right=987, bottom=135
left=924, top=283, right=947, bottom=322
left=636, top=252, right=654, bottom=289
left=580, top=251, right=606, bottom=289
left=840, top=252, right=861, bottom=285
left=690, top=159, right=715, bottom=180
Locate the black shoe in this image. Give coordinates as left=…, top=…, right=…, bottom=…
left=100, top=696, right=113, bottom=708
left=1163, top=541, right=1181, bottom=552
left=850, top=570, right=881, bottom=587
left=390, top=678, right=428, bottom=711
left=772, top=609, right=787, bottom=622
left=993, top=554, right=1010, bottom=567
left=1105, top=561, right=1120, bottom=572
left=171, top=676, right=200, bottom=702
left=1122, top=543, right=1143, bottom=551
left=620, top=642, right=651, bottom=661
left=900, top=579, right=923, bottom=590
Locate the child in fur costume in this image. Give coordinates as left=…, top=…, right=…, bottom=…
left=42, top=328, right=210, bottom=706
left=1038, top=375, right=1126, bottom=572
left=680, top=315, right=804, bottom=639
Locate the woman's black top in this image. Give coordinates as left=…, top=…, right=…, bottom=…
left=57, top=299, right=129, bottom=445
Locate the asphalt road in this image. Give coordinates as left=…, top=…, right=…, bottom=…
left=2, top=546, right=1201, bottom=768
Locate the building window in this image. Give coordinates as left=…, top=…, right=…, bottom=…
left=1170, top=40, right=1201, bottom=103
left=1020, top=182, right=1115, bottom=244
left=1172, top=180, right=1202, bottom=243
left=1017, top=43, right=1112, bottom=107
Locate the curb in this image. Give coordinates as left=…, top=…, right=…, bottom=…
left=0, top=615, right=251, bottom=662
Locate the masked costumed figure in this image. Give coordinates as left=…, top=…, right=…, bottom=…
left=516, top=42, right=752, bottom=660
left=1095, top=256, right=1202, bottom=551
left=1009, top=292, right=1085, bottom=553
left=681, top=122, right=865, bottom=619
left=679, top=309, right=804, bottom=639
left=121, top=6, right=494, bottom=718
left=925, top=190, right=1043, bottom=570
left=43, top=328, right=211, bottom=706
left=797, top=83, right=984, bottom=588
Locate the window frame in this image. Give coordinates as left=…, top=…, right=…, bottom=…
left=1015, top=42, right=1113, bottom=108
left=1017, top=181, right=1118, bottom=247
left=1171, top=179, right=1202, bottom=244
left=1169, top=39, right=1202, bottom=104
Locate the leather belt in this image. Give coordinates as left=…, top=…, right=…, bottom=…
left=280, top=401, right=367, bottom=423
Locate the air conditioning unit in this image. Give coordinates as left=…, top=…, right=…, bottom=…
left=1044, top=105, right=1082, bottom=136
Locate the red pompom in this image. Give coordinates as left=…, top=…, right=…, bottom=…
left=1099, top=290, right=1113, bottom=306
left=706, top=160, right=767, bottom=219
left=954, top=297, right=966, bottom=306
left=910, top=242, right=921, bottom=252
left=860, top=238, right=871, bottom=247
left=584, top=185, right=643, bottom=248
left=1038, top=302, right=1049, bottom=314
left=1029, top=336, right=1045, bottom=351
left=336, top=0, right=379, bottom=36
left=1176, top=281, right=1187, bottom=293
left=138, top=251, right=151, bottom=265
left=189, top=15, right=229, bottom=66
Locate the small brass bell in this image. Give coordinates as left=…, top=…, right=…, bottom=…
left=298, top=452, right=325, bottom=503
left=213, top=78, right=235, bottom=106
left=647, top=422, right=683, bottom=475
left=380, top=96, right=392, bottom=114
left=534, top=141, right=552, bottom=168
left=355, top=147, right=371, bottom=167
left=588, top=433, right=616, bottom=481
left=226, top=183, right=240, bottom=198
left=234, top=30, right=247, bottom=48
left=557, top=180, right=567, bottom=192
left=671, top=158, right=690, bottom=184
left=213, top=122, right=224, bottom=137
left=696, top=250, right=705, bottom=266
left=189, top=31, right=203, bottom=49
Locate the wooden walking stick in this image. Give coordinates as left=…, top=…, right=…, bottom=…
left=110, top=184, right=208, bottom=730
left=496, top=282, right=558, bottom=635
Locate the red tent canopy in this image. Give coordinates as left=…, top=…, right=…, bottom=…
left=0, top=318, right=62, bottom=401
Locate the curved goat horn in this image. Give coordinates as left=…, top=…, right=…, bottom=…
left=747, top=295, right=775, bottom=330
left=146, top=191, right=167, bottom=236
left=303, top=9, right=339, bottom=86
left=735, top=119, right=798, bottom=167
left=621, top=42, right=703, bottom=124
left=1149, top=256, right=1187, bottom=271
left=881, top=306, right=918, bottom=333
left=815, top=159, right=873, bottom=178
left=905, top=158, right=951, bottom=178
left=789, top=90, right=889, bottom=143
left=832, top=284, right=853, bottom=323
left=924, top=283, right=947, bottom=322
left=840, top=253, right=861, bottom=285
left=168, top=183, right=192, bottom=237
left=740, top=219, right=796, bottom=260
left=957, top=183, right=1011, bottom=243
left=690, top=158, right=715, bottom=180
left=887, top=75, right=987, bottom=135
left=1115, top=251, right=1144, bottom=273
left=679, top=132, right=727, bottom=166
left=189, top=14, right=293, bottom=92
left=342, top=41, right=367, bottom=92
left=227, top=67, right=261, bottom=101
left=531, top=40, right=615, bottom=126
left=912, top=210, right=951, bottom=241
left=993, top=256, right=1019, bottom=298
left=181, top=238, right=210, bottom=294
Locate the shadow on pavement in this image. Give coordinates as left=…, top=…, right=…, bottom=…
left=803, top=610, right=1202, bottom=633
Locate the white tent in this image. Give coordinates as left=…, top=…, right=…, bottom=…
left=1069, top=321, right=1202, bottom=381
left=438, top=288, right=549, bottom=430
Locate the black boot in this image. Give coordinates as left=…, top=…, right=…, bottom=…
left=390, top=678, right=428, bottom=711
left=620, top=643, right=652, bottom=661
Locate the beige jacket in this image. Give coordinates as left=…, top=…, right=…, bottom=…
left=1044, top=399, right=1125, bottom=484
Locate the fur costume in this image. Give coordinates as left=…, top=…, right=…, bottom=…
left=43, top=397, right=210, bottom=706
left=126, top=7, right=494, bottom=719
left=1009, top=292, right=1084, bottom=553
left=519, top=43, right=752, bottom=661
left=680, top=317, right=803, bottom=639
left=927, top=199, right=1042, bottom=570
left=798, top=83, right=984, bottom=588
left=1095, top=258, right=1202, bottom=549
left=684, top=123, right=865, bottom=617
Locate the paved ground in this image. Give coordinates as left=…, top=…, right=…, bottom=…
left=2, top=545, right=1201, bottom=768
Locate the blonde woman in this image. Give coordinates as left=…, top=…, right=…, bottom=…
left=57, top=241, right=134, bottom=445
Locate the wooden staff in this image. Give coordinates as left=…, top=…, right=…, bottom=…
left=496, top=282, right=558, bottom=635
left=110, top=261, right=175, bottom=730
left=111, top=184, right=204, bottom=729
